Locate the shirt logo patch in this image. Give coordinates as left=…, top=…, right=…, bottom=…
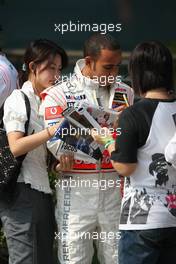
left=45, top=106, right=63, bottom=120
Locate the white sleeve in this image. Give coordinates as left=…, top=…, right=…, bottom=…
left=165, top=133, right=176, bottom=168
left=3, top=90, right=27, bottom=133
left=0, top=66, right=18, bottom=108
left=0, top=74, right=9, bottom=108
left=42, top=92, right=66, bottom=158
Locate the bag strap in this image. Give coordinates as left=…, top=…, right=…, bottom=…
left=0, top=104, right=4, bottom=128
left=16, top=91, right=31, bottom=163
left=20, top=91, right=31, bottom=135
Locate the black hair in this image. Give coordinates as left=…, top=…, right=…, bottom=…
left=20, top=39, right=68, bottom=86
left=83, top=33, right=121, bottom=59
left=129, top=41, right=174, bottom=95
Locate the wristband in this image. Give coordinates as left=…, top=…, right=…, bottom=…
left=46, top=127, right=52, bottom=138
left=46, top=125, right=59, bottom=138
left=104, top=139, right=115, bottom=149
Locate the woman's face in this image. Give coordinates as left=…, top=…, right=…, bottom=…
left=33, top=54, right=62, bottom=93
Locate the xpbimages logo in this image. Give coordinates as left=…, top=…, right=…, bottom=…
left=54, top=21, right=122, bottom=35
left=55, top=127, right=122, bottom=138
left=55, top=231, right=121, bottom=242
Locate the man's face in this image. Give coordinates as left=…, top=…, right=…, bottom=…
left=89, top=49, right=122, bottom=86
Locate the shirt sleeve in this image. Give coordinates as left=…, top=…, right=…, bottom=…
left=3, top=90, right=27, bottom=133
left=0, top=74, right=9, bottom=108
left=111, top=107, right=138, bottom=163
left=0, top=65, right=18, bottom=108
left=165, top=133, right=176, bottom=168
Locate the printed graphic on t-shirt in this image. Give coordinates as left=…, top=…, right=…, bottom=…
left=165, top=191, right=176, bottom=216
left=149, top=153, right=170, bottom=187
left=120, top=187, right=154, bottom=225
left=120, top=152, right=176, bottom=225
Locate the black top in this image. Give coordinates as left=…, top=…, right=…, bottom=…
left=111, top=98, right=176, bottom=163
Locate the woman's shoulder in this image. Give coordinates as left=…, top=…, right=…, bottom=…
left=124, top=98, right=159, bottom=115
left=4, top=89, right=26, bottom=114
left=119, top=98, right=155, bottom=126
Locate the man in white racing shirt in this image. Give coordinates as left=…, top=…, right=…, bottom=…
left=41, top=33, right=134, bottom=264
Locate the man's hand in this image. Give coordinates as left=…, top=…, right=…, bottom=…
left=113, top=105, right=126, bottom=113
left=55, top=153, right=74, bottom=171
left=113, top=105, right=126, bottom=129
left=91, top=127, right=113, bottom=145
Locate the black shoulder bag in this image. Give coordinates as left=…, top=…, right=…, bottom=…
left=0, top=91, right=30, bottom=202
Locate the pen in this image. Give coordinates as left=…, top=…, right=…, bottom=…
left=123, top=94, right=129, bottom=107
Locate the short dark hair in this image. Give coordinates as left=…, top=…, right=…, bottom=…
left=129, top=41, right=174, bottom=94
left=83, top=33, right=121, bottom=59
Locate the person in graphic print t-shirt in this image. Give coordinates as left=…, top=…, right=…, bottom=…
left=92, top=41, right=176, bottom=264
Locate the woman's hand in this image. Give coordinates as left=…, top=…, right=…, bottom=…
left=46, top=118, right=64, bottom=138
left=55, top=153, right=74, bottom=172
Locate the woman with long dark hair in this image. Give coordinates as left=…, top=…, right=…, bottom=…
left=0, top=39, right=68, bottom=264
